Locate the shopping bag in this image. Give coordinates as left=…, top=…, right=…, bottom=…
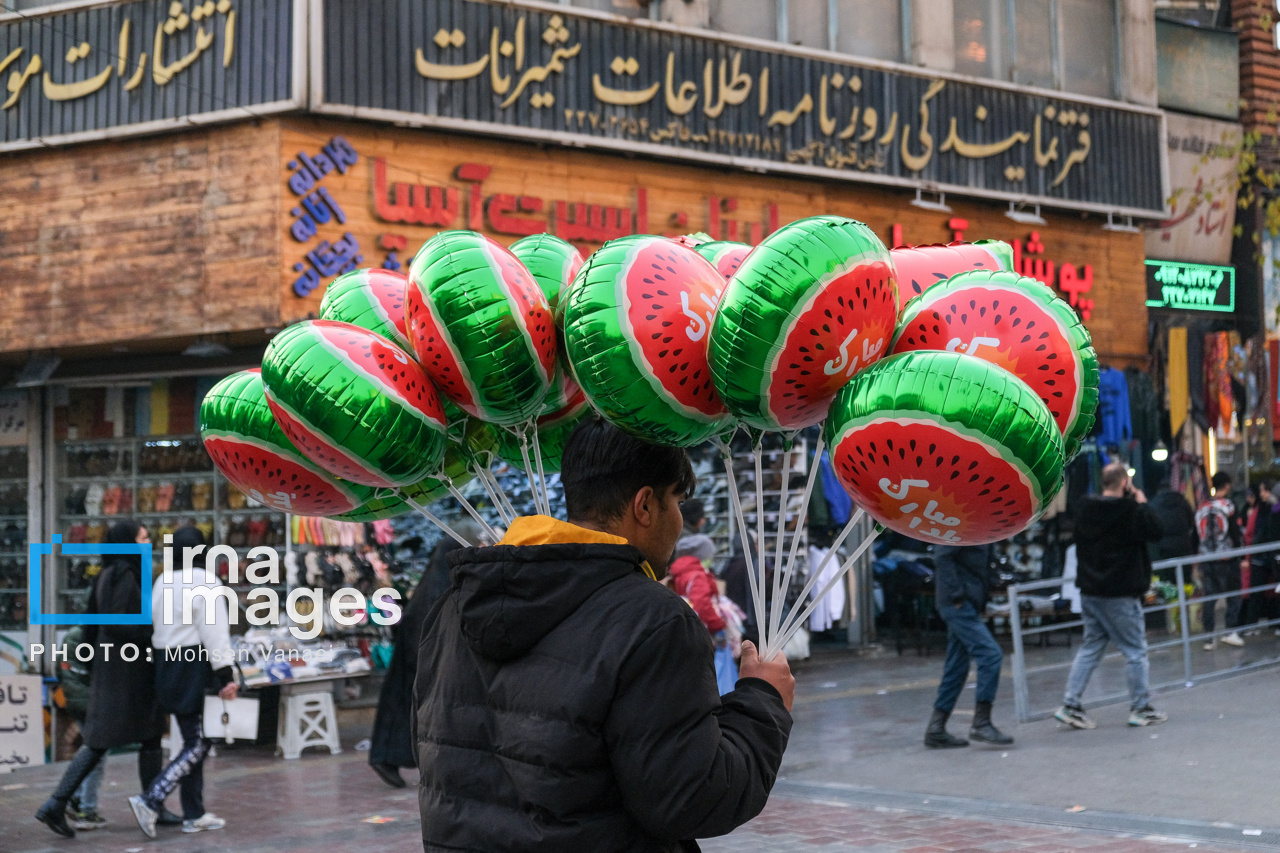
left=202, top=695, right=260, bottom=744
left=713, top=644, right=738, bottom=696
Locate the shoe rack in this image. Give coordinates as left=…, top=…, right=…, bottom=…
left=54, top=434, right=287, bottom=612
left=0, top=445, right=28, bottom=631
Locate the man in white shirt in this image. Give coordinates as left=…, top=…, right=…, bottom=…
left=130, top=526, right=238, bottom=838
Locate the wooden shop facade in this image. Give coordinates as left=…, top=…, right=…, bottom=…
left=0, top=0, right=1166, bottom=668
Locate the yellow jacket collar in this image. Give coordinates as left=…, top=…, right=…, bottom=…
left=497, top=516, right=657, bottom=580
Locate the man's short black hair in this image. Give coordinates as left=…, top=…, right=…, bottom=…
left=1212, top=471, right=1232, bottom=491
left=561, top=418, right=696, bottom=524
left=681, top=498, right=706, bottom=529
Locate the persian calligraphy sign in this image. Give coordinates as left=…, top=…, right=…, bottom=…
left=312, top=0, right=1167, bottom=218
left=0, top=0, right=303, bottom=151
left=1143, top=113, right=1240, bottom=266
left=0, top=675, right=42, bottom=772
left=280, top=120, right=1150, bottom=371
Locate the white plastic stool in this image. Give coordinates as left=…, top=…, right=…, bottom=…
left=276, top=685, right=342, bottom=759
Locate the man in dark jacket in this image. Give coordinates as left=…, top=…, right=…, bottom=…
left=414, top=419, right=794, bottom=852
left=924, top=544, right=1013, bottom=748
left=1055, top=462, right=1167, bottom=729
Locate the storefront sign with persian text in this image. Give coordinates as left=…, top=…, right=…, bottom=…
left=0, top=675, right=41, bottom=772
left=0, top=0, right=301, bottom=151
left=313, top=0, right=1166, bottom=217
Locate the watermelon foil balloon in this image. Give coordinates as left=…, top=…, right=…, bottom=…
left=409, top=231, right=556, bottom=426
left=889, top=269, right=1099, bottom=459
left=319, top=268, right=414, bottom=353
left=199, top=370, right=372, bottom=516
left=695, top=240, right=753, bottom=279
left=562, top=234, right=733, bottom=446
left=261, top=321, right=448, bottom=488
left=824, top=351, right=1064, bottom=545
left=890, top=240, right=1013, bottom=310
left=510, top=233, right=584, bottom=313
left=708, top=216, right=897, bottom=432
left=331, top=418, right=500, bottom=522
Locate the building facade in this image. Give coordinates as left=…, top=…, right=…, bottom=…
left=0, top=0, right=1168, bottom=667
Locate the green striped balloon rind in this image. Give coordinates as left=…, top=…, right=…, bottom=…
left=823, top=350, right=1064, bottom=505
left=261, top=322, right=446, bottom=488
left=895, top=269, right=1100, bottom=460
left=708, top=215, right=892, bottom=431
left=562, top=235, right=734, bottom=447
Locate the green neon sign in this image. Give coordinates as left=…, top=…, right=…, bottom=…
left=1144, top=260, right=1235, bottom=312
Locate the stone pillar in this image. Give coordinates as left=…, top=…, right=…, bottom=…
left=909, top=0, right=955, bottom=70
left=1119, top=0, right=1157, bottom=106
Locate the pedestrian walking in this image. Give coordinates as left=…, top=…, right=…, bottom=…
left=415, top=418, right=794, bottom=852
left=1055, top=463, right=1167, bottom=729
left=53, top=625, right=109, bottom=831
left=128, top=525, right=238, bottom=837
left=1242, top=480, right=1280, bottom=634
left=669, top=500, right=727, bottom=638
left=368, top=519, right=484, bottom=788
left=35, top=520, right=171, bottom=838
left=1147, top=478, right=1197, bottom=562
left=1195, top=471, right=1245, bottom=648
left=924, top=544, right=1013, bottom=748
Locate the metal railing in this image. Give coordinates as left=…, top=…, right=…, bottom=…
left=1008, top=540, right=1280, bottom=723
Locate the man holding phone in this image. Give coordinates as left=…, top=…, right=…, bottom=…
left=1055, top=462, right=1167, bottom=730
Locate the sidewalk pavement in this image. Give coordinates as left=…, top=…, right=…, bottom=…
left=1, top=635, right=1276, bottom=852
left=0, top=748, right=1266, bottom=853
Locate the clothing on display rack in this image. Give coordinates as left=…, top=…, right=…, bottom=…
left=818, top=452, right=852, bottom=527
left=806, top=546, right=846, bottom=633
left=1125, top=369, right=1160, bottom=449
left=1167, top=327, right=1189, bottom=438
left=1096, top=368, right=1132, bottom=447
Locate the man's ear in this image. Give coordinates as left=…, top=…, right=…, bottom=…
left=632, top=486, right=655, bottom=528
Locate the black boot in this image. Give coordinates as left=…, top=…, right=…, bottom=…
left=35, top=797, right=76, bottom=838
left=970, top=701, right=1014, bottom=745
left=924, top=708, right=969, bottom=749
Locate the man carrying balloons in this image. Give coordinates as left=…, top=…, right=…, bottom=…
left=413, top=419, right=795, bottom=852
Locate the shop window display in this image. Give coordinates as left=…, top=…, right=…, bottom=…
left=53, top=383, right=287, bottom=616
left=0, top=446, right=28, bottom=631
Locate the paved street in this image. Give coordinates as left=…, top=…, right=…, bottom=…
left=2, top=639, right=1277, bottom=852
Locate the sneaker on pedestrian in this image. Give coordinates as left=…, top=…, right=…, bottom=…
left=1128, top=705, right=1168, bottom=726
left=69, top=809, right=107, bottom=831
left=1054, top=704, right=1096, bottom=730
left=1203, top=639, right=1216, bottom=650
left=182, top=813, right=226, bottom=833
left=128, top=795, right=158, bottom=839
left=1220, top=631, right=1245, bottom=647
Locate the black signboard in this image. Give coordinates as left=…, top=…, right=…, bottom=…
left=0, top=0, right=301, bottom=151
left=1145, top=260, right=1235, bottom=313
left=315, top=0, right=1167, bottom=217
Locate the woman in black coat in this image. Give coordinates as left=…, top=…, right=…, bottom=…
left=35, top=520, right=171, bottom=838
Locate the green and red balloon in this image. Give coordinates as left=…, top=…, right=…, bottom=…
left=199, top=370, right=372, bottom=517
left=708, top=216, right=898, bottom=433
left=260, top=320, right=448, bottom=489
left=824, top=350, right=1064, bottom=545
left=562, top=234, right=733, bottom=447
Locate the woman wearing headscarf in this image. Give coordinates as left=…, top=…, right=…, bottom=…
left=129, top=525, right=237, bottom=837
left=35, top=520, right=170, bottom=838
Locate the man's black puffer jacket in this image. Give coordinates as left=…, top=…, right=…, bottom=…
left=414, top=536, right=792, bottom=852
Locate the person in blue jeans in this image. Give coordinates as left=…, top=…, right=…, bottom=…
left=1056, top=462, right=1168, bottom=729
left=925, top=544, right=1014, bottom=748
